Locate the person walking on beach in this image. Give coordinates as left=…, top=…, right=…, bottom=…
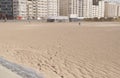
left=28, top=16, right=31, bottom=23
left=2, top=14, right=7, bottom=22
left=79, top=22, right=81, bottom=25
left=4, top=17, right=7, bottom=22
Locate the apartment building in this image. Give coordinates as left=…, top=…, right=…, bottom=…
left=48, top=0, right=59, bottom=17
left=27, top=0, right=59, bottom=20
left=13, top=0, right=27, bottom=20
left=60, top=0, right=81, bottom=18
left=2, top=0, right=119, bottom=20
left=27, top=0, right=34, bottom=19
left=92, top=0, right=105, bottom=18
left=82, top=0, right=93, bottom=18
left=60, top=0, right=94, bottom=18
left=59, top=0, right=69, bottom=16
left=60, top=0, right=104, bottom=18
left=70, top=0, right=80, bottom=17
left=117, top=5, right=120, bottom=16
left=104, top=2, right=118, bottom=18
left=0, top=0, right=13, bottom=18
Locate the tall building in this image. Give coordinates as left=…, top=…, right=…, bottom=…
left=82, top=0, right=93, bottom=18
left=27, top=0, right=37, bottom=19
left=104, top=2, right=118, bottom=18
left=27, top=0, right=34, bottom=19
left=70, top=0, right=80, bottom=17
left=80, top=0, right=104, bottom=18
left=60, top=0, right=83, bottom=18
left=59, top=0, right=88, bottom=18
left=27, top=0, right=59, bottom=20
left=117, top=4, right=120, bottom=16
left=0, top=0, right=13, bottom=18
left=93, top=0, right=100, bottom=5
left=60, top=0, right=104, bottom=18
left=13, top=0, right=27, bottom=20
left=92, top=0, right=105, bottom=18
left=47, top=0, right=59, bottom=17
left=59, top=0, right=69, bottom=16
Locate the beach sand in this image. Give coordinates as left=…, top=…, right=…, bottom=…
left=0, top=22, right=120, bottom=78
left=0, top=65, right=22, bottom=78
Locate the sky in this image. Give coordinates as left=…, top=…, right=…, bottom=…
left=105, top=0, right=120, bottom=3
left=108, top=0, right=120, bottom=2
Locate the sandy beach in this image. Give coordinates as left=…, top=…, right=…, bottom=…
left=0, top=22, right=120, bottom=78
left=0, top=65, right=22, bottom=78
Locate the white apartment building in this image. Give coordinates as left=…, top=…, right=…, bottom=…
left=70, top=0, right=79, bottom=18
left=104, top=2, right=118, bottom=18
left=98, top=1, right=105, bottom=18
left=37, top=0, right=48, bottom=19
left=117, top=4, right=120, bottom=17
left=60, top=0, right=105, bottom=19
left=92, top=0, right=105, bottom=18
left=47, top=0, right=59, bottom=17
left=27, top=0, right=59, bottom=20
left=60, top=0, right=88, bottom=18
left=60, top=0, right=84, bottom=18
left=82, top=0, right=93, bottom=18
left=13, top=0, right=27, bottom=20
left=92, top=5, right=99, bottom=18
left=27, top=0, right=34, bottom=19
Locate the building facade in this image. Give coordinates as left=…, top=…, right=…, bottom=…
left=59, top=0, right=104, bottom=18
left=59, top=0, right=69, bottom=16
left=47, top=0, right=59, bottom=17
left=27, top=0, right=59, bottom=20
left=117, top=4, right=120, bottom=16
left=60, top=0, right=83, bottom=18
left=0, top=0, right=13, bottom=18
left=82, top=0, right=93, bottom=18
left=13, top=0, right=27, bottom=20
left=104, top=2, right=118, bottom=18
left=92, top=0, right=105, bottom=18
left=1, top=0, right=120, bottom=20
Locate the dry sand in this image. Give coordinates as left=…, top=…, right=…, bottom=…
left=0, top=65, right=22, bottom=78
left=0, top=22, right=120, bottom=78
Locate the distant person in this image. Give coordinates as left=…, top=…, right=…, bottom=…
left=2, top=14, right=7, bottom=22
left=4, top=17, right=7, bottom=22
left=79, top=22, right=81, bottom=26
left=0, top=14, right=2, bottom=20
left=28, top=16, right=31, bottom=23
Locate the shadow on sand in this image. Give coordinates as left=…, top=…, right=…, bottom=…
left=0, top=57, right=44, bottom=78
